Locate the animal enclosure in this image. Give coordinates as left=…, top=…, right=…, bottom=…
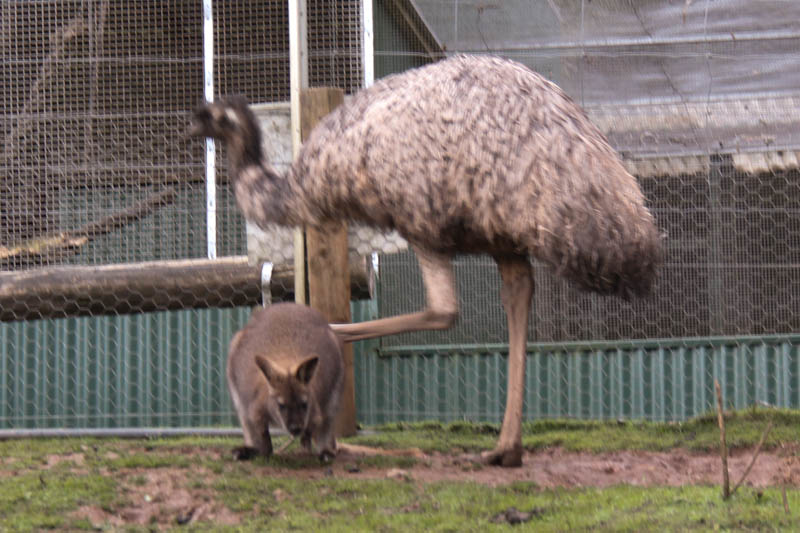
left=2, top=0, right=800, bottom=432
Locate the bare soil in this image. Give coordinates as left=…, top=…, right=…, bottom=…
left=57, top=445, right=799, bottom=529
left=70, top=466, right=241, bottom=529
left=300, top=446, right=800, bottom=489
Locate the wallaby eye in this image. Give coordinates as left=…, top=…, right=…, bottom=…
left=300, top=400, right=308, bottom=410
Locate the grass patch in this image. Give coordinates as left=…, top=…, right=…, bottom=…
left=349, top=407, right=800, bottom=454
left=0, top=410, right=796, bottom=530
left=0, top=471, right=118, bottom=532
left=213, top=478, right=799, bottom=532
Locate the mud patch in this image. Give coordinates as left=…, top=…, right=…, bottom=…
left=490, top=506, right=544, bottom=525
left=378, top=447, right=800, bottom=488
left=49, top=443, right=800, bottom=529
left=71, top=506, right=124, bottom=528
left=120, top=468, right=239, bottom=528
left=45, top=452, right=85, bottom=468
left=71, top=467, right=240, bottom=530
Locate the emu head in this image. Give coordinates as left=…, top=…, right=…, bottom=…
left=189, top=95, right=263, bottom=166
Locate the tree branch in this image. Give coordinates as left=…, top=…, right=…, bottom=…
left=1, top=188, right=177, bottom=265
left=715, top=380, right=730, bottom=500
left=730, top=421, right=773, bottom=497
left=1, top=14, right=87, bottom=164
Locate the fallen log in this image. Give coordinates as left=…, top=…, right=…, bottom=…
left=0, top=256, right=373, bottom=322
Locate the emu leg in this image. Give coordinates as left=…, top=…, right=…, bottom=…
left=481, top=255, right=533, bottom=467
left=330, top=246, right=458, bottom=342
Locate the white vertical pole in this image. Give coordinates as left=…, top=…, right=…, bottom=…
left=362, top=0, right=374, bottom=88
left=289, top=0, right=307, bottom=303
left=203, top=0, right=217, bottom=259
left=363, top=2, right=376, bottom=284
left=289, top=0, right=304, bottom=154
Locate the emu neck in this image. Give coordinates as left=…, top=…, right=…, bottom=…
left=225, top=134, right=263, bottom=175
left=231, top=160, right=292, bottom=227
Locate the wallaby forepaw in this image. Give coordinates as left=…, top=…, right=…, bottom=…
left=318, top=449, right=336, bottom=463
left=232, top=446, right=264, bottom=461
left=301, top=434, right=313, bottom=453
left=480, top=446, right=523, bottom=468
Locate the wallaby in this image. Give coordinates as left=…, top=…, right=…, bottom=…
left=226, top=303, right=344, bottom=461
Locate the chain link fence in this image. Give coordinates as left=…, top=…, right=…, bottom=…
left=2, top=0, right=799, bottom=430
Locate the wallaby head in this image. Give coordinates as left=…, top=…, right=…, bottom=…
left=254, top=353, right=319, bottom=437
left=188, top=95, right=262, bottom=166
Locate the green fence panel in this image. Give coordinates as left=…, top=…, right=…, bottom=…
left=3, top=302, right=799, bottom=430
left=0, top=308, right=250, bottom=430
left=353, top=336, right=800, bottom=425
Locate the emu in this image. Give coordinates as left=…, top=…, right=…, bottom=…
left=190, top=55, right=663, bottom=467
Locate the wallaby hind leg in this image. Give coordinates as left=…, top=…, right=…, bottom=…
left=314, top=415, right=337, bottom=462
left=233, top=406, right=273, bottom=460
left=228, top=354, right=271, bottom=460
left=298, top=421, right=335, bottom=461
left=300, top=430, right=313, bottom=454
left=229, top=384, right=259, bottom=460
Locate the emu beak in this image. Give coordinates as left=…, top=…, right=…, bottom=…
left=186, top=120, right=205, bottom=139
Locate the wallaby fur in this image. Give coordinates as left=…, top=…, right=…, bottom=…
left=226, top=303, right=344, bottom=461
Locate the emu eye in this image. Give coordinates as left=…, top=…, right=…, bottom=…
left=194, top=108, right=212, bottom=124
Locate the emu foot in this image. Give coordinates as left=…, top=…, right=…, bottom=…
left=480, top=445, right=523, bottom=468
left=232, top=446, right=267, bottom=461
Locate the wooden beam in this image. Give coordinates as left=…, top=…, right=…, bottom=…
left=388, top=0, right=444, bottom=60
left=0, top=256, right=372, bottom=323
left=300, top=87, right=357, bottom=438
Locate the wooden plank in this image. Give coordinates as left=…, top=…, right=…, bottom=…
left=300, top=87, right=357, bottom=438
left=0, top=256, right=372, bottom=322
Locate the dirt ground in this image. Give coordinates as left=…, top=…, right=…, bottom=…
left=62, top=445, right=800, bottom=528
left=300, top=446, right=800, bottom=489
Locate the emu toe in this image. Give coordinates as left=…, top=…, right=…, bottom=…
left=481, top=445, right=523, bottom=468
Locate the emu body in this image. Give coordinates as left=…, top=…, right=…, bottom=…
left=226, top=303, right=344, bottom=461
left=192, top=55, right=663, bottom=467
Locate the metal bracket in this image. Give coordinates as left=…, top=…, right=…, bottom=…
left=261, top=262, right=274, bottom=306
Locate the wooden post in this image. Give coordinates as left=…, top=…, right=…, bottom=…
left=300, top=87, right=357, bottom=438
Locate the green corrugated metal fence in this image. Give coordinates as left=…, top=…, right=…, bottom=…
left=354, top=336, right=800, bottom=425
left=2, top=304, right=799, bottom=430
left=0, top=308, right=249, bottom=429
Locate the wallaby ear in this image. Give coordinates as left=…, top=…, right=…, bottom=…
left=228, top=330, right=244, bottom=354
left=254, top=355, right=282, bottom=385
left=294, top=355, right=319, bottom=385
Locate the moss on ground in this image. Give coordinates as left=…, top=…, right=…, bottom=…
left=350, top=407, right=799, bottom=454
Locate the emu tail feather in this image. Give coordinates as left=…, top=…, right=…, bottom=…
left=549, top=199, right=664, bottom=300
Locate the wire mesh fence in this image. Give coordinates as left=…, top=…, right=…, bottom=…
left=365, top=0, right=800, bottom=422
left=0, top=0, right=366, bottom=430
left=2, top=0, right=800, bottom=431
